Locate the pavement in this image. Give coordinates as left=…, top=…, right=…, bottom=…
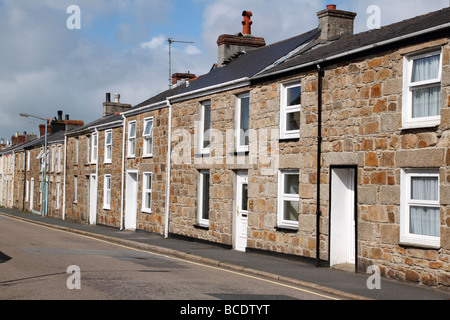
left=1, top=208, right=450, bottom=300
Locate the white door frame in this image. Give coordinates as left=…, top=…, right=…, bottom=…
left=30, top=178, right=34, bottom=212
left=329, top=167, right=356, bottom=268
left=234, top=171, right=249, bottom=252
left=89, top=174, right=97, bottom=225
left=125, top=170, right=138, bottom=231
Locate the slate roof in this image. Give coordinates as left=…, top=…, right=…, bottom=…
left=171, top=28, right=320, bottom=96
left=257, top=7, right=450, bottom=77
left=65, top=113, right=123, bottom=136
left=133, top=81, right=190, bottom=109
left=0, top=130, right=68, bottom=154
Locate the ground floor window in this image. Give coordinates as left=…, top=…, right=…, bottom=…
left=278, top=170, right=299, bottom=229
left=142, top=172, right=152, bottom=213
left=198, top=170, right=210, bottom=227
left=103, top=175, right=111, bottom=210
left=400, top=169, right=440, bottom=248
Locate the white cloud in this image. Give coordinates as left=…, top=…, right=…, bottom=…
left=185, top=44, right=201, bottom=55
left=141, top=34, right=167, bottom=49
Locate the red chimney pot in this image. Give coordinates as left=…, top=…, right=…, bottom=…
left=327, top=4, right=337, bottom=10
left=242, top=10, right=253, bottom=35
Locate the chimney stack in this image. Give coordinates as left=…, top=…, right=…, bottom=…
left=172, top=72, right=196, bottom=86
left=317, top=4, right=356, bottom=41
left=103, top=92, right=132, bottom=117
left=216, top=10, right=266, bottom=66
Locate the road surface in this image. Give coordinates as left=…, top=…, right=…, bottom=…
left=0, top=214, right=342, bottom=302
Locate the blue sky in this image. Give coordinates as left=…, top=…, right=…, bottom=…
left=0, top=0, right=448, bottom=142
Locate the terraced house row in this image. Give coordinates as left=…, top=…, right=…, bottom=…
left=1, top=5, right=449, bottom=288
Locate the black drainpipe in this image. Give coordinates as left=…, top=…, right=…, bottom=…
left=316, top=64, right=324, bottom=268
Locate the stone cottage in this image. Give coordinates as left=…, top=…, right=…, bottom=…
left=1, top=5, right=448, bottom=288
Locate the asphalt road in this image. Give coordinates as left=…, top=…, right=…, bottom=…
left=0, top=214, right=343, bottom=301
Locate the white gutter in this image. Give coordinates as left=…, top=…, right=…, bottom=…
left=120, top=114, right=126, bottom=231
left=62, top=135, right=67, bottom=220
left=167, top=77, right=250, bottom=103
left=164, top=99, right=173, bottom=238
left=90, top=120, right=123, bottom=132
left=252, top=22, right=450, bottom=80
left=122, top=101, right=167, bottom=116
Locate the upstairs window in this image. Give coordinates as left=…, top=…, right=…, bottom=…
left=27, top=151, right=30, bottom=171
left=91, top=133, right=98, bottom=164
left=236, top=93, right=250, bottom=153
left=280, top=82, right=301, bottom=139
left=51, top=147, right=55, bottom=172
left=105, top=130, right=112, bottom=163
left=199, top=101, right=211, bottom=154
left=143, top=118, right=154, bottom=157
left=74, top=138, right=79, bottom=165
left=58, top=146, right=62, bottom=172
left=403, top=50, right=442, bottom=129
left=128, top=121, right=136, bottom=158
left=86, top=135, right=91, bottom=164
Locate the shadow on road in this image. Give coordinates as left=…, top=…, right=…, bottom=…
left=0, top=251, right=11, bottom=264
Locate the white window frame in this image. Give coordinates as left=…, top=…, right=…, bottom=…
left=104, top=130, right=112, bottom=164
left=197, top=170, right=210, bottom=227
left=142, top=172, right=153, bottom=213
left=56, top=182, right=61, bottom=209
left=103, top=174, right=111, bottom=210
left=143, top=118, right=154, bottom=158
left=400, top=169, right=440, bottom=248
left=37, top=148, right=44, bottom=172
left=277, top=170, right=300, bottom=229
left=199, top=101, right=211, bottom=155
left=280, top=81, right=301, bottom=139
left=74, top=176, right=78, bottom=203
left=27, top=151, right=30, bottom=171
left=91, top=133, right=98, bottom=164
left=58, top=146, right=62, bottom=172
left=236, top=92, right=250, bottom=153
left=25, top=180, right=29, bottom=202
left=402, top=49, right=442, bottom=129
left=74, top=138, right=79, bottom=165
left=86, top=135, right=91, bottom=164
left=51, top=147, right=55, bottom=172
left=39, top=181, right=43, bottom=205
left=128, top=121, right=137, bottom=158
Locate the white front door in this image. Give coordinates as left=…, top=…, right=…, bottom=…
left=89, top=174, right=97, bottom=225
left=125, top=171, right=138, bottom=231
left=234, top=172, right=248, bottom=252
left=330, top=168, right=355, bottom=267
